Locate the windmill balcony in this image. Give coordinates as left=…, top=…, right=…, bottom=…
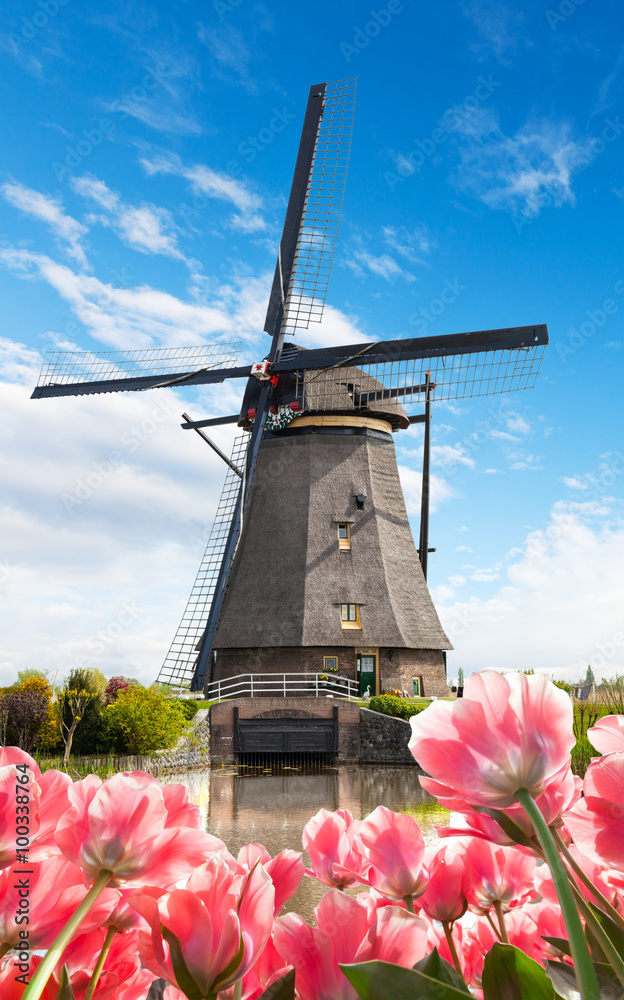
left=205, top=671, right=359, bottom=703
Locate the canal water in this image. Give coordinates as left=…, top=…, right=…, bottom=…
left=167, top=764, right=450, bottom=922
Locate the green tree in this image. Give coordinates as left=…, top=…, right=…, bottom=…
left=585, top=664, right=595, bottom=685
left=457, top=667, right=464, bottom=688
left=17, top=668, right=49, bottom=686
left=105, top=686, right=187, bottom=754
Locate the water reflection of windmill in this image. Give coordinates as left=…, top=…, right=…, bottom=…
left=32, top=79, right=548, bottom=698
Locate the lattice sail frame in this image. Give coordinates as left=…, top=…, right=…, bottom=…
left=157, top=433, right=249, bottom=687
left=283, top=78, right=356, bottom=334
left=35, top=343, right=242, bottom=389
left=299, top=343, right=547, bottom=409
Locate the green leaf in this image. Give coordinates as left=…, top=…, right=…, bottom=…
left=482, top=943, right=556, bottom=1000
left=541, top=936, right=572, bottom=957
left=340, top=960, right=472, bottom=999
left=546, top=960, right=624, bottom=1000
left=588, top=903, right=624, bottom=958
left=54, top=966, right=76, bottom=1000
left=413, top=948, right=471, bottom=993
left=255, top=969, right=296, bottom=1000
left=161, top=925, right=204, bottom=1000
left=471, top=806, right=538, bottom=851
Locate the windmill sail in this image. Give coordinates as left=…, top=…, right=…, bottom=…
left=32, top=344, right=243, bottom=398
left=282, top=78, right=356, bottom=334
left=156, top=433, right=249, bottom=687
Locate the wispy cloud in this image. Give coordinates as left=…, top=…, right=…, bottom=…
left=461, top=0, right=526, bottom=65
left=71, top=175, right=183, bottom=259
left=382, top=224, right=435, bottom=265
left=452, top=111, right=595, bottom=219
left=139, top=151, right=265, bottom=232
left=197, top=23, right=255, bottom=90
left=1, top=182, right=88, bottom=269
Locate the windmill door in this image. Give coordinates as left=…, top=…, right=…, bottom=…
left=356, top=649, right=377, bottom=697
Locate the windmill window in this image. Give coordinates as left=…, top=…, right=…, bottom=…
left=340, top=604, right=361, bottom=629
left=337, top=523, right=351, bottom=550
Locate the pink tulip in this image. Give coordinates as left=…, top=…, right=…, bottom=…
left=355, top=887, right=411, bottom=922
left=565, top=751, right=624, bottom=869
left=273, top=889, right=427, bottom=1000
left=588, top=715, right=624, bottom=755
left=216, top=933, right=292, bottom=1000
left=55, top=771, right=225, bottom=886
left=0, top=748, right=41, bottom=869
left=534, top=844, right=618, bottom=909
left=0, top=856, right=120, bottom=949
left=302, top=809, right=367, bottom=888
left=51, top=927, right=152, bottom=1000
left=356, top=805, right=428, bottom=901
left=525, top=899, right=569, bottom=960
left=418, top=842, right=471, bottom=923
left=434, top=766, right=582, bottom=847
left=464, top=840, right=536, bottom=914
left=426, top=919, right=482, bottom=987
left=237, top=843, right=304, bottom=915
left=130, top=854, right=275, bottom=996
left=409, top=671, right=575, bottom=807
left=29, top=769, right=73, bottom=861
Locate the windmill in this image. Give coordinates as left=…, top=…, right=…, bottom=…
left=32, top=78, right=548, bottom=698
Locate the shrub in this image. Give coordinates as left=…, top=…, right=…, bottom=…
left=105, top=687, right=188, bottom=754
left=20, top=676, right=59, bottom=753
left=104, top=676, right=134, bottom=705
left=3, top=689, right=49, bottom=752
left=178, top=700, right=200, bottom=721
left=368, top=695, right=428, bottom=722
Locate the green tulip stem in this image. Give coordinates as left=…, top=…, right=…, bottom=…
left=568, top=882, right=624, bottom=987
left=442, top=921, right=465, bottom=983
left=553, top=828, right=624, bottom=936
left=515, top=788, right=600, bottom=1000
left=493, top=900, right=510, bottom=944
left=485, top=910, right=503, bottom=941
left=233, top=979, right=243, bottom=1000
left=84, top=924, right=117, bottom=1000
left=22, top=869, right=113, bottom=1000
left=403, top=895, right=415, bottom=913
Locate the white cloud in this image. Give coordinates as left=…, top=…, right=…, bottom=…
left=140, top=151, right=265, bottom=232
left=439, top=499, right=624, bottom=680
left=382, top=225, right=434, bottom=264
left=1, top=182, right=88, bottom=269
left=455, top=545, right=473, bottom=552
left=489, top=429, right=520, bottom=442
left=344, top=249, right=415, bottom=283
left=71, top=175, right=183, bottom=259
left=453, top=112, right=596, bottom=220
left=398, top=466, right=456, bottom=515
left=0, top=339, right=242, bottom=686
left=431, top=444, right=475, bottom=469
left=470, top=567, right=501, bottom=582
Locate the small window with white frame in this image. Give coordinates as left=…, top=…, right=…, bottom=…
left=340, top=603, right=361, bottom=628
left=323, top=656, right=338, bottom=673
left=337, top=523, right=351, bottom=550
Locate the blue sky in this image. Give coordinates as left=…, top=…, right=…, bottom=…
left=1, top=0, right=623, bottom=687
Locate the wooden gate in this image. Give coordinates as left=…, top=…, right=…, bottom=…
left=234, top=707, right=339, bottom=755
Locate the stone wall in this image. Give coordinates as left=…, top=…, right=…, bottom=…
left=359, top=708, right=420, bottom=767
left=210, top=697, right=360, bottom=765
